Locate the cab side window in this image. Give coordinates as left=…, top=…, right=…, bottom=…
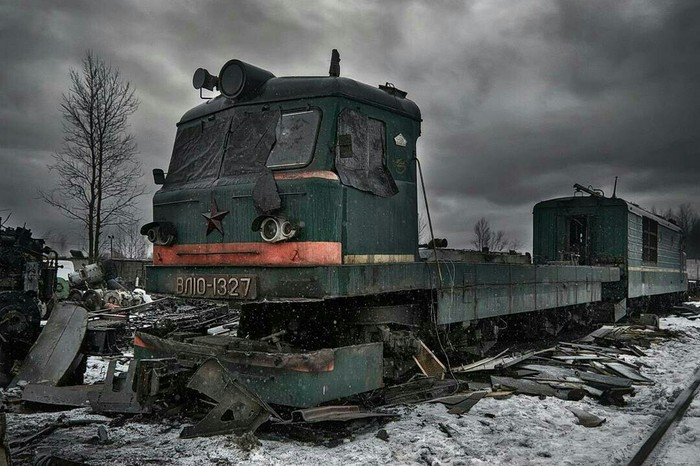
left=335, top=108, right=398, bottom=197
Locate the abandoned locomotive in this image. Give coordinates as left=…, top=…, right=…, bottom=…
left=138, top=53, right=685, bottom=407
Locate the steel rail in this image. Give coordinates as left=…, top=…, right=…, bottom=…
left=626, top=365, right=700, bottom=466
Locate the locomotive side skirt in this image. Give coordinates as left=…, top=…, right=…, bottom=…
left=146, top=261, right=620, bottom=325
left=134, top=332, right=384, bottom=408
left=434, top=263, right=620, bottom=325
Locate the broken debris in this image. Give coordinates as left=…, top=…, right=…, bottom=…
left=568, top=407, right=606, bottom=427
left=11, top=304, right=87, bottom=388
left=181, top=358, right=279, bottom=438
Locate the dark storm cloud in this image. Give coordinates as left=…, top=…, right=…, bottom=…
left=390, top=0, right=700, bottom=246
left=0, top=0, right=698, bottom=250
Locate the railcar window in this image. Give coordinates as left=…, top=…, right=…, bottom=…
left=266, top=110, right=321, bottom=168
left=642, top=216, right=658, bottom=263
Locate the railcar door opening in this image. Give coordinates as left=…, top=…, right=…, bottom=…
left=568, top=215, right=590, bottom=265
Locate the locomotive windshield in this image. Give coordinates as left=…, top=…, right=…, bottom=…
left=266, top=110, right=320, bottom=168
left=165, top=108, right=320, bottom=186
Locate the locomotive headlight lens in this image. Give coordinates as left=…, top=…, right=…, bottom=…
left=255, top=216, right=299, bottom=243
left=260, top=217, right=281, bottom=243
left=281, top=220, right=296, bottom=238
left=219, top=60, right=245, bottom=99
left=146, top=226, right=159, bottom=244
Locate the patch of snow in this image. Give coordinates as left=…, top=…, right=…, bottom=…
left=8, top=312, right=700, bottom=465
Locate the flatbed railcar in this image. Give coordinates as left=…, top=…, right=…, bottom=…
left=137, top=53, right=683, bottom=408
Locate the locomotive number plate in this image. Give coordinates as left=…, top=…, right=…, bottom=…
left=175, top=275, right=257, bottom=299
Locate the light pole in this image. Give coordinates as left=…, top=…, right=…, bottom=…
left=108, top=235, right=114, bottom=258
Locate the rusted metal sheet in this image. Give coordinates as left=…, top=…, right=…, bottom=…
left=135, top=332, right=336, bottom=372
left=427, top=391, right=488, bottom=415
left=602, top=362, right=654, bottom=385
left=289, top=406, right=396, bottom=423
left=88, top=360, right=150, bottom=414
left=135, top=332, right=384, bottom=407
left=452, top=349, right=547, bottom=373
left=21, top=384, right=101, bottom=407
left=181, top=358, right=277, bottom=438
left=491, top=376, right=585, bottom=400
left=413, top=340, right=445, bottom=380
left=11, top=303, right=87, bottom=387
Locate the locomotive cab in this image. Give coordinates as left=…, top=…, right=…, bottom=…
left=145, top=57, right=422, bottom=301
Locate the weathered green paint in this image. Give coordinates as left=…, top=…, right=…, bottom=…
left=154, top=178, right=344, bottom=244
left=533, top=196, right=686, bottom=300
left=433, top=263, right=620, bottom=325
left=153, top=92, right=421, bottom=262
left=135, top=333, right=383, bottom=408
left=336, top=98, right=420, bottom=258
left=147, top=260, right=619, bottom=325
left=218, top=343, right=384, bottom=407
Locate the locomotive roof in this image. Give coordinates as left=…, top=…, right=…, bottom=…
left=179, top=76, right=422, bottom=125
left=534, top=195, right=682, bottom=232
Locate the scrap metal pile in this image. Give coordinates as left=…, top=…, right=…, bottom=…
left=449, top=323, right=673, bottom=407
left=65, top=261, right=148, bottom=311
left=2, top=295, right=683, bottom=454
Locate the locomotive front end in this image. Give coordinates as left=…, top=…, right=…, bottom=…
left=143, top=56, right=422, bottom=307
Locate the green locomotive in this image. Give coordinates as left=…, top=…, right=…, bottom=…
left=139, top=53, right=682, bottom=407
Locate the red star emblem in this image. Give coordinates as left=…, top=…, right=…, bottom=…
left=201, top=197, right=229, bottom=235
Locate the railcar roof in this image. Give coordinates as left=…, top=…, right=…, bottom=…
left=179, top=76, right=422, bottom=125
left=534, top=195, right=682, bottom=232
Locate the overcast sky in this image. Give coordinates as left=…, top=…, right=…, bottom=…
left=1, top=0, right=699, bottom=252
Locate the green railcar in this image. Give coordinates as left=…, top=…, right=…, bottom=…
left=533, top=191, right=687, bottom=305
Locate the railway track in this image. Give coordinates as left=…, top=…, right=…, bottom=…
left=626, top=365, right=700, bottom=466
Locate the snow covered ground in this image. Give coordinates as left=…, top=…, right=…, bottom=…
left=8, top=305, right=700, bottom=465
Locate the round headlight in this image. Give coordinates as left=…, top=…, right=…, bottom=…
left=281, top=220, right=295, bottom=238
left=146, top=227, right=159, bottom=244
left=219, top=60, right=245, bottom=98
left=260, top=217, right=280, bottom=243
left=192, top=68, right=218, bottom=91
left=218, top=59, right=275, bottom=100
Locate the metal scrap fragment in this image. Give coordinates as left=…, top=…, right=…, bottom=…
left=491, top=376, right=585, bottom=401
left=427, top=391, right=488, bottom=415
left=11, top=304, right=87, bottom=388
left=290, top=405, right=397, bottom=423
left=413, top=340, right=446, bottom=380
left=88, top=359, right=150, bottom=414
left=568, top=407, right=606, bottom=427
left=181, top=358, right=279, bottom=438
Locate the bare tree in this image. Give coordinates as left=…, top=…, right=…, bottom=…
left=40, top=51, right=144, bottom=261
left=472, top=217, right=518, bottom=252
left=112, top=218, right=149, bottom=259
left=673, top=203, right=698, bottom=235
left=41, top=229, right=70, bottom=256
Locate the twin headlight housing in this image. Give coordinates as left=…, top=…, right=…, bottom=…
left=140, top=221, right=177, bottom=246
left=252, top=216, right=299, bottom=243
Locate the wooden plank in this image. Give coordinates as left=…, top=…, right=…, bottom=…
left=413, top=340, right=446, bottom=380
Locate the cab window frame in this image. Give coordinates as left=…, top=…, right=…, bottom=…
left=266, top=107, right=323, bottom=170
